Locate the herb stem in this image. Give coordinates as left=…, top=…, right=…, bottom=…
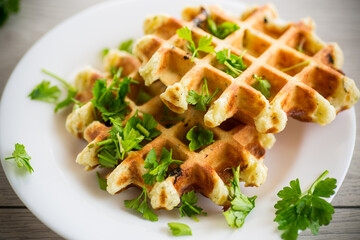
left=281, top=60, right=311, bottom=72
left=41, top=69, right=74, bottom=90
left=309, top=170, right=329, bottom=194
left=136, top=123, right=150, bottom=137
left=97, top=139, right=113, bottom=146
left=224, top=61, right=242, bottom=77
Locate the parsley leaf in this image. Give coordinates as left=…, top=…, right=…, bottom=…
left=142, top=148, right=182, bottom=186
left=186, top=78, right=219, bottom=111
left=119, top=39, right=134, bottom=54
left=207, top=18, right=240, bottom=39
left=97, top=112, right=160, bottom=168
left=216, top=49, right=247, bottom=78
left=96, top=172, right=107, bottom=190
left=177, top=26, right=215, bottom=61
left=0, top=0, right=20, bottom=27
left=28, top=80, right=61, bottom=103
left=251, top=74, right=271, bottom=99
left=186, top=125, right=214, bottom=151
left=223, top=166, right=257, bottom=228
left=5, top=143, right=34, bottom=173
left=124, top=186, right=158, bottom=222
left=179, top=191, right=207, bottom=221
left=101, top=48, right=109, bottom=58
left=168, top=222, right=192, bottom=236
left=274, top=170, right=337, bottom=240
left=41, top=69, right=79, bottom=112
left=91, top=68, right=132, bottom=122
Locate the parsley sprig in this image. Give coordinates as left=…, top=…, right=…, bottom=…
left=119, top=39, right=134, bottom=54
left=96, top=112, right=160, bottom=168
left=178, top=191, right=207, bottom=221
left=274, top=170, right=337, bottom=240
left=5, top=143, right=33, bottom=173
left=124, top=186, right=158, bottom=222
left=96, top=172, right=107, bottom=190
left=0, top=0, right=20, bottom=27
left=216, top=49, right=247, bottom=78
left=186, top=78, right=220, bottom=111
left=177, top=26, right=215, bottom=61
left=168, top=222, right=192, bottom=236
left=142, top=148, right=182, bottom=186
left=251, top=74, right=271, bottom=99
left=28, top=80, right=61, bottom=103
left=186, top=125, right=215, bottom=151
left=223, top=166, right=257, bottom=228
left=91, top=68, right=132, bottom=122
left=207, top=18, right=240, bottom=39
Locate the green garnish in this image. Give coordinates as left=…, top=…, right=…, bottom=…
left=142, top=148, right=182, bottom=186
left=136, top=89, right=152, bottom=105
left=281, top=60, right=311, bottom=72
left=177, top=26, right=215, bottom=61
left=186, top=78, right=220, bottom=111
left=223, top=166, right=257, bottom=228
left=5, top=143, right=34, bottom=173
left=251, top=74, right=271, bottom=99
left=274, top=170, right=337, bottom=240
left=96, top=112, right=160, bottom=168
left=296, top=38, right=306, bottom=53
left=168, top=222, right=192, bottom=236
left=101, top=48, right=109, bottom=58
left=0, top=0, right=20, bottom=27
left=96, top=172, right=107, bottom=190
left=91, top=67, right=131, bottom=122
left=216, top=49, right=247, bottom=78
left=41, top=69, right=79, bottom=112
left=119, top=39, right=134, bottom=54
left=178, top=191, right=207, bottom=221
left=207, top=17, right=240, bottom=39
left=186, top=125, right=215, bottom=151
left=28, top=80, right=61, bottom=103
left=124, top=186, right=158, bottom=222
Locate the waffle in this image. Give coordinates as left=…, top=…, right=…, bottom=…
left=134, top=4, right=359, bottom=134
left=65, top=46, right=275, bottom=210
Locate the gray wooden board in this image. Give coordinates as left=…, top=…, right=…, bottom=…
left=0, top=0, right=359, bottom=239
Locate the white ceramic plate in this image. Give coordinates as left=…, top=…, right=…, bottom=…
left=0, top=0, right=356, bottom=239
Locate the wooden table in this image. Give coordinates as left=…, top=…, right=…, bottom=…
left=0, top=0, right=359, bottom=239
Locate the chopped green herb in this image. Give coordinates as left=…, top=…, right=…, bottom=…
left=281, top=60, right=311, bottom=72
left=96, top=172, right=107, bottom=190
left=207, top=17, right=239, bottom=39
left=119, top=39, right=134, bottom=54
left=296, top=38, right=306, bottom=53
left=0, top=0, right=20, bottom=27
left=142, top=148, right=182, bottom=186
left=178, top=191, right=207, bottom=221
left=41, top=69, right=79, bottom=112
left=186, top=78, right=220, bottom=111
left=96, top=112, right=160, bottom=168
left=168, top=222, right=192, bottom=236
left=252, top=74, right=271, bottom=99
left=274, top=170, right=337, bottom=240
left=124, top=186, right=158, bottom=222
left=177, top=26, right=215, bottom=61
left=136, top=89, right=152, bottom=105
left=102, top=48, right=109, bottom=58
left=216, top=49, right=247, bottom=78
left=186, top=125, right=214, bottom=151
left=91, top=67, right=131, bottom=122
left=5, top=143, right=34, bottom=173
left=28, top=80, right=61, bottom=103
left=223, top=166, right=257, bottom=228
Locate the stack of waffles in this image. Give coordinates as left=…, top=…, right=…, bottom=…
left=65, top=4, right=359, bottom=211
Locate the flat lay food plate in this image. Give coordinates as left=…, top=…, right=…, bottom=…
left=0, top=0, right=356, bottom=239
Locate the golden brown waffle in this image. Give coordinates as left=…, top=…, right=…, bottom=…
left=134, top=4, right=359, bottom=133
left=65, top=47, right=274, bottom=210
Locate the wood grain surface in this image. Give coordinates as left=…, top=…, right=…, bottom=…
left=0, top=0, right=359, bottom=239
